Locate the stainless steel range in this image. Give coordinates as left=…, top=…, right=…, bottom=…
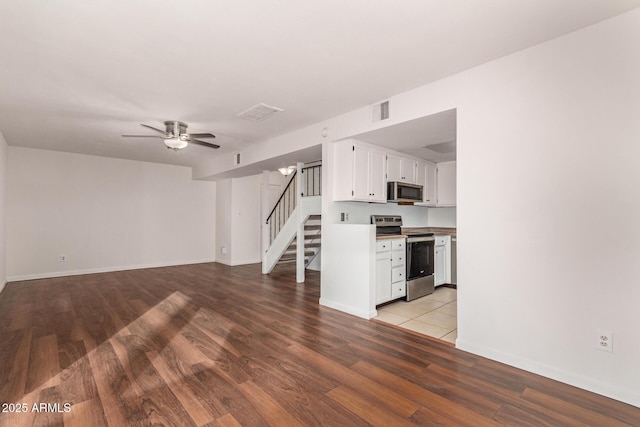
left=371, top=215, right=435, bottom=301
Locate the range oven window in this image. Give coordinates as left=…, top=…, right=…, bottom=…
left=407, top=239, right=434, bottom=279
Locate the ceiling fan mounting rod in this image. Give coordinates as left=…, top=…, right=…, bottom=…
left=165, top=120, right=188, bottom=139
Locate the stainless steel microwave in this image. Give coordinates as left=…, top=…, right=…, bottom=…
left=387, top=181, right=423, bottom=203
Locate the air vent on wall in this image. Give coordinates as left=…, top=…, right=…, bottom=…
left=233, top=152, right=241, bottom=166
left=372, top=100, right=390, bottom=122
left=236, top=103, right=284, bottom=121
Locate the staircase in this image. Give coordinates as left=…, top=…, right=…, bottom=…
left=262, top=162, right=322, bottom=282
left=276, top=215, right=321, bottom=267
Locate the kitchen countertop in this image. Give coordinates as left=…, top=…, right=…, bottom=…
left=402, top=227, right=456, bottom=238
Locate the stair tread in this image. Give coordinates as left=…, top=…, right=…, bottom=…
left=277, top=256, right=314, bottom=265
left=304, top=225, right=321, bottom=230
left=308, top=215, right=321, bottom=220
left=289, top=242, right=321, bottom=248
left=281, top=251, right=315, bottom=259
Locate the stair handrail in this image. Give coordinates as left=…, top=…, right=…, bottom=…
left=266, top=170, right=298, bottom=244
left=265, top=162, right=322, bottom=246
left=301, top=163, right=321, bottom=197
left=266, top=170, right=296, bottom=225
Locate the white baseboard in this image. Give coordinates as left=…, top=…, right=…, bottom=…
left=319, top=298, right=376, bottom=320
left=217, top=258, right=261, bottom=267
left=6, top=258, right=216, bottom=282
left=456, top=338, right=640, bottom=409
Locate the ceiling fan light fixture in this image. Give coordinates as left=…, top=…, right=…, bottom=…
left=164, top=138, right=188, bottom=150
left=278, top=166, right=296, bottom=176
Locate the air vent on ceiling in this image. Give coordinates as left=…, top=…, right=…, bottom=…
left=236, top=103, right=284, bottom=121
left=233, top=152, right=242, bottom=166
left=372, top=100, right=390, bottom=123
left=423, top=141, right=456, bottom=154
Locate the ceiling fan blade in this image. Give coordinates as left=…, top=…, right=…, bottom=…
left=140, top=124, right=168, bottom=135
left=188, top=132, right=216, bottom=139
left=122, top=134, right=164, bottom=138
left=190, top=139, right=220, bottom=149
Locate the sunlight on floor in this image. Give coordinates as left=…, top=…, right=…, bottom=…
left=374, top=287, right=457, bottom=343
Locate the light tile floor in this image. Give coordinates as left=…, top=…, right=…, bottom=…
left=374, top=286, right=457, bottom=343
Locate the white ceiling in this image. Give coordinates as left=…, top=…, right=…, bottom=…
left=355, top=109, right=457, bottom=163
left=1, top=0, right=638, bottom=170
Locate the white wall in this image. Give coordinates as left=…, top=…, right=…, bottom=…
left=217, top=171, right=287, bottom=266
left=230, top=174, right=262, bottom=265
left=427, top=207, right=456, bottom=227
left=207, top=9, right=640, bottom=407
left=7, top=147, right=216, bottom=280
left=215, top=178, right=232, bottom=265
left=329, top=201, right=428, bottom=226
left=0, top=132, right=7, bottom=293
left=453, top=10, right=640, bottom=406
left=320, top=224, right=377, bottom=319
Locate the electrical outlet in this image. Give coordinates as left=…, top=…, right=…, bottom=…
left=221, top=247, right=227, bottom=255
left=59, top=255, right=66, bottom=262
left=596, top=329, right=613, bottom=353
left=345, top=212, right=349, bottom=221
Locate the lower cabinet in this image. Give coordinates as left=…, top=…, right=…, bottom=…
left=434, top=235, right=451, bottom=286
left=375, top=239, right=406, bottom=304
left=434, top=245, right=446, bottom=286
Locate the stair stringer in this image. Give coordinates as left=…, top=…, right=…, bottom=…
left=262, top=196, right=322, bottom=275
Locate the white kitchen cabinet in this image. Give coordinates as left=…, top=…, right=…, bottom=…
left=369, top=149, right=387, bottom=203
left=376, top=250, right=392, bottom=304
left=436, top=161, right=456, bottom=206
left=387, top=154, right=416, bottom=184
left=332, top=141, right=386, bottom=203
left=391, top=281, right=406, bottom=299
left=425, top=162, right=437, bottom=206
left=375, top=238, right=406, bottom=304
left=416, top=161, right=426, bottom=201
left=391, top=249, right=404, bottom=267
left=434, top=235, right=452, bottom=286
left=434, top=245, right=446, bottom=286
left=414, top=160, right=437, bottom=206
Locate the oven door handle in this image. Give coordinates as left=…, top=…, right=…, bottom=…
left=406, top=236, right=435, bottom=243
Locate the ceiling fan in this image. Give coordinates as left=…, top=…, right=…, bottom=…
left=122, top=121, right=219, bottom=151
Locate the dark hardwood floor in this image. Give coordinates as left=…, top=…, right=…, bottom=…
left=0, top=262, right=638, bottom=426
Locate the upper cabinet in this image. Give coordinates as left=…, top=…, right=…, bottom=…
left=332, top=140, right=455, bottom=206
left=414, top=160, right=437, bottom=206
left=436, top=161, right=456, bottom=206
left=386, top=154, right=416, bottom=184
left=425, top=162, right=437, bottom=205
left=333, top=141, right=386, bottom=203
